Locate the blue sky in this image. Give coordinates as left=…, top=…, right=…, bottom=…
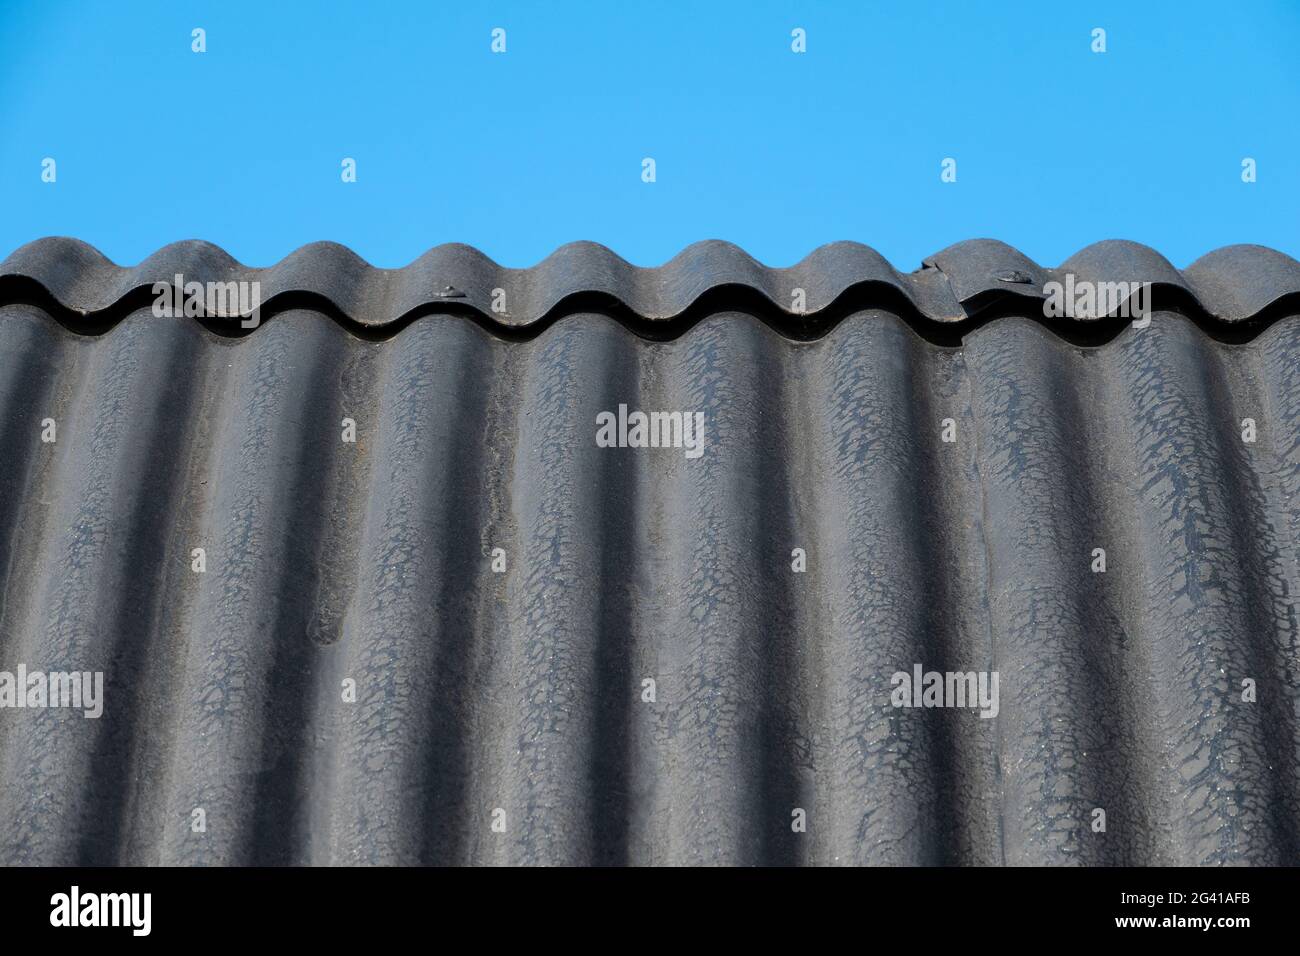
left=1, top=0, right=1297, bottom=268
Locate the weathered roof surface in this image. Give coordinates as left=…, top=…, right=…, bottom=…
left=1, top=241, right=1299, bottom=866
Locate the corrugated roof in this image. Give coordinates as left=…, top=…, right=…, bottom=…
left=0, top=241, right=1298, bottom=866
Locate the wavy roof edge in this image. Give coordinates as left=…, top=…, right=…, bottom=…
left=3, top=237, right=1299, bottom=327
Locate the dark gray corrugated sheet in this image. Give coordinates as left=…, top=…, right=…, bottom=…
left=1, top=241, right=1299, bottom=866
left=5, top=236, right=1300, bottom=325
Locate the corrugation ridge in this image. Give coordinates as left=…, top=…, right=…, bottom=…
left=0, top=318, right=208, bottom=864
left=0, top=317, right=87, bottom=864
left=917, top=330, right=1004, bottom=863
left=0, top=323, right=172, bottom=863
left=323, top=320, right=493, bottom=864
left=621, top=333, right=688, bottom=864
left=1208, top=337, right=1300, bottom=858
left=633, top=317, right=788, bottom=864
left=1249, top=321, right=1300, bottom=856
left=405, top=322, right=496, bottom=865
left=0, top=309, right=66, bottom=648
left=493, top=321, right=642, bottom=864
left=460, top=340, right=523, bottom=865
left=719, top=316, right=813, bottom=865
left=241, top=316, right=378, bottom=865
left=154, top=314, right=355, bottom=864
left=6, top=237, right=1299, bottom=328
left=802, top=313, right=990, bottom=863
left=68, top=320, right=215, bottom=865
left=963, top=320, right=1150, bottom=864
left=1113, top=316, right=1286, bottom=864
left=1090, top=326, right=1184, bottom=865
left=768, top=327, right=831, bottom=865
left=124, top=320, right=229, bottom=865
left=582, top=335, right=644, bottom=866
left=298, top=333, right=382, bottom=866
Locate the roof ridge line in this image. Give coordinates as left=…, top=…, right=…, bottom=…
left=3, top=237, right=1299, bottom=327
